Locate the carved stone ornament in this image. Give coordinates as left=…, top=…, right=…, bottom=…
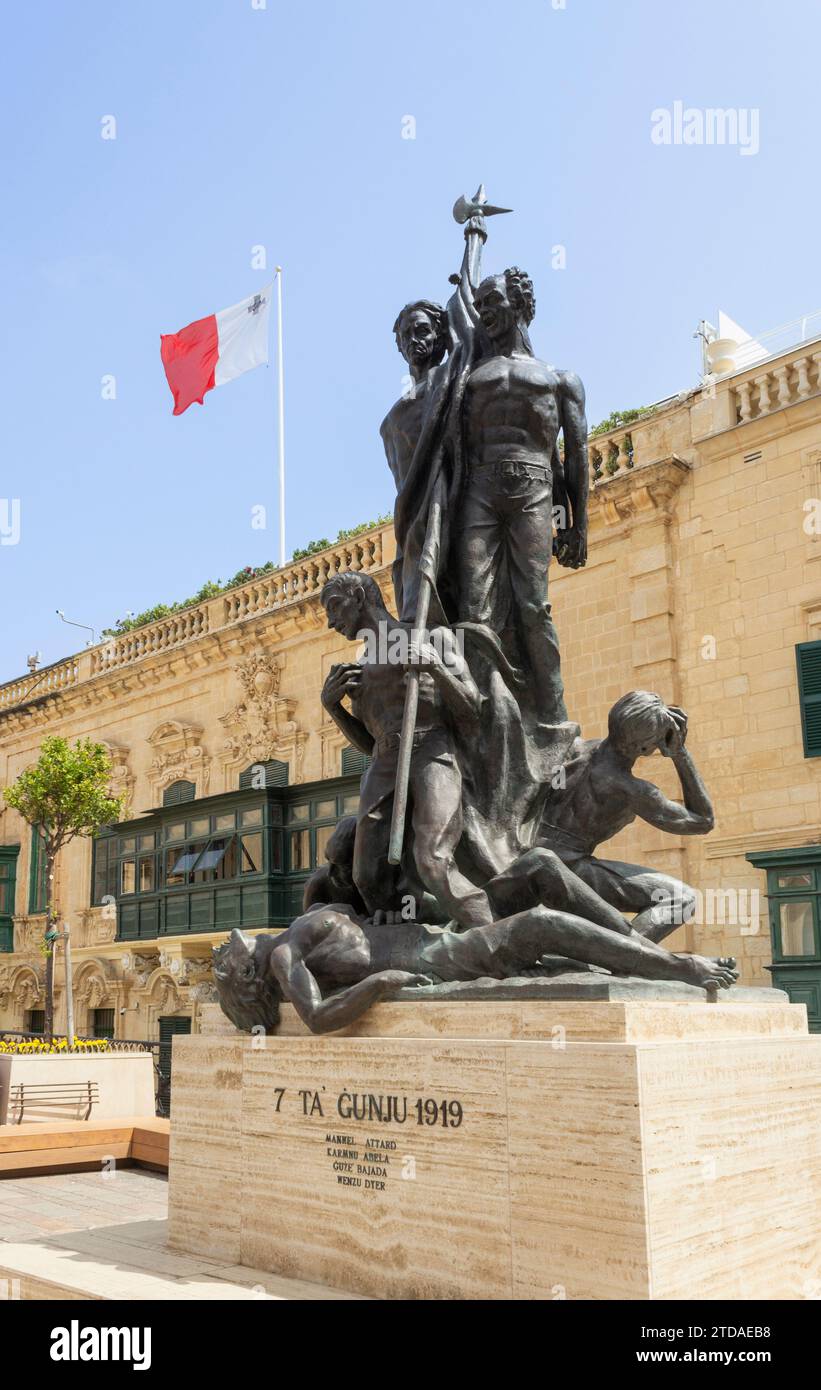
left=74, top=961, right=116, bottom=1010
left=99, top=741, right=135, bottom=817
left=147, top=720, right=210, bottom=799
left=219, top=651, right=306, bottom=777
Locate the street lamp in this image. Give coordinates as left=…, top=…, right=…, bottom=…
left=45, top=925, right=74, bottom=1050
left=56, top=610, right=98, bottom=647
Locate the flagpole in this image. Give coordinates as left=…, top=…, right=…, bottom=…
left=275, top=266, right=286, bottom=566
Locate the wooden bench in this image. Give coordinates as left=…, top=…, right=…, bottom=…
left=0, top=1117, right=170, bottom=1176
left=10, top=1080, right=99, bottom=1124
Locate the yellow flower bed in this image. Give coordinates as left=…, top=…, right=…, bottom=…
left=0, top=1037, right=112, bottom=1054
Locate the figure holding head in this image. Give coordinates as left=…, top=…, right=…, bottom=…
left=538, top=693, right=714, bottom=941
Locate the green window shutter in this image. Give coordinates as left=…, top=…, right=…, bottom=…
left=91, top=835, right=116, bottom=906
left=0, top=845, right=19, bottom=950
left=239, top=760, right=288, bottom=789
left=158, top=1015, right=193, bottom=1115
left=28, top=825, right=48, bottom=914
left=797, top=642, right=821, bottom=757
left=163, top=780, right=196, bottom=807
left=341, top=745, right=371, bottom=776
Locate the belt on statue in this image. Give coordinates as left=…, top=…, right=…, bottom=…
left=469, top=459, right=551, bottom=481
left=375, top=725, right=439, bottom=758
left=539, top=822, right=593, bottom=858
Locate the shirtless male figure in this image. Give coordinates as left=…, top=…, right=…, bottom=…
left=214, top=909, right=738, bottom=1036
left=458, top=267, right=588, bottom=721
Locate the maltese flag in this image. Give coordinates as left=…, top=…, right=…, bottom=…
left=160, top=284, right=272, bottom=415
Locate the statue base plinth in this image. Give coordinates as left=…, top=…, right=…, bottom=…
left=170, top=998, right=821, bottom=1300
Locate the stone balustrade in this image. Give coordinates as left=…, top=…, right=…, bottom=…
left=92, top=605, right=210, bottom=675
left=221, top=530, right=384, bottom=625
left=0, top=656, right=80, bottom=712
left=588, top=427, right=639, bottom=484
left=588, top=338, right=821, bottom=483
left=585, top=403, right=690, bottom=485
left=731, top=347, right=821, bottom=424
left=0, top=525, right=390, bottom=711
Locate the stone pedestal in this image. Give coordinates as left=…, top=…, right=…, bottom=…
left=168, top=999, right=821, bottom=1300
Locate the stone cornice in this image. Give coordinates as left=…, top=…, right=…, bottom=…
left=590, top=454, right=692, bottom=531
left=693, top=391, right=821, bottom=462
left=706, top=825, right=821, bottom=861
left=0, top=584, right=366, bottom=735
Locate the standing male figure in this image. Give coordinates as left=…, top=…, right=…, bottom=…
left=320, top=571, right=493, bottom=929
left=380, top=300, right=451, bottom=623
left=458, top=267, right=589, bottom=723
left=538, top=692, right=714, bottom=941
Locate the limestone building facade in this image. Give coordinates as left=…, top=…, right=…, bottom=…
left=2, top=336, right=821, bottom=1067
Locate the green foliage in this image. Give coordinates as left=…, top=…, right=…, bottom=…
left=101, top=576, right=239, bottom=635
left=291, top=539, right=331, bottom=561
left=104, top=517, right=393, bottom=632
left=335, top=514, right=392, bottom=542
left=292, top=515, right=392, bottom=560
left=5, top=740, right=123, bottom=1004
left=3, top=738, right=124, bottom=859
left=589, top=406, right=654, bottom=438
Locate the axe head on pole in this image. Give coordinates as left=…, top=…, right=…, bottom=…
left=453, top=183, right=512, bottom=224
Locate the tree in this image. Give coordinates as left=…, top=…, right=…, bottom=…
left=3, top=738, right=124, bottom=1036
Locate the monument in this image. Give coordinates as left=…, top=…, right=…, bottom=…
left=168, top=189, right=821, bottom=1301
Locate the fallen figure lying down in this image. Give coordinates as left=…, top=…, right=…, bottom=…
left=213, top=904, right=738, bottom=1036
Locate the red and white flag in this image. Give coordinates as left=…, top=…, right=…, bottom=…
left=160, top=284, right=272, bottom=415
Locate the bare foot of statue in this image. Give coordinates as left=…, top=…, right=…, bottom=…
left=679, top=954, right=738, bottom=990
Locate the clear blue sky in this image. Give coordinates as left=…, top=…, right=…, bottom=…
left=1, top=0, right=818, bottom=682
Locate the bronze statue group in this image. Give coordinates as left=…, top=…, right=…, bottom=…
left=216, top=195, right=737, bottom=1035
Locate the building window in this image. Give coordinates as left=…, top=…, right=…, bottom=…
left=107, top=772, right=362, bottom=942
left=158, top=1015, right=192, bottom=1114
left=796, top=641, right=821, bottom=757
left=0, top=845, right=19, bottom=953
left=27, top=1009, right=45, bottom=1035
left=92, top=1008, right=115, bottom=1040
left=239, top=760, right=288, bottom=789
left=28, top=825, right=48, bottom=914
left=747, top=847, right=821, bottom=1032
left=91, top=834, right=117, bottom=906
left=163, top=780, right=196, bottom=807
left=286, top=793, right=357, bottom=876
left=341, top=745, right=371, bottom=776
